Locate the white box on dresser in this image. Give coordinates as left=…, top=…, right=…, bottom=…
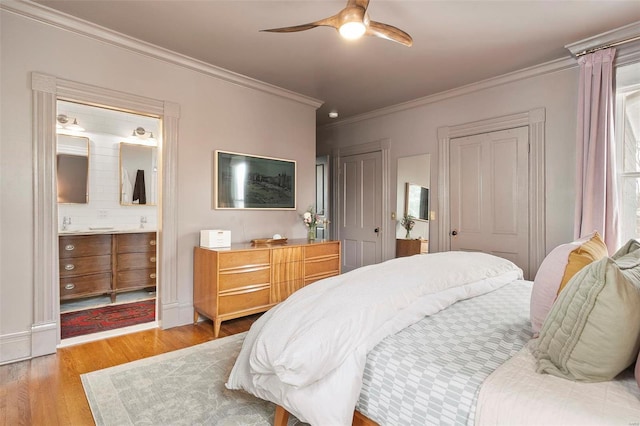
left=200, top=230, right=231, bottom=248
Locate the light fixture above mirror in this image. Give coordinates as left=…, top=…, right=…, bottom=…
left=129, top=126, right=157, bottom=145
left=56, top=114, right=85, bottom=132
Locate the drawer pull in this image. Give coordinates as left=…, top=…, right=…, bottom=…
left=150, top=273, right=156, bottom=279
left=64, top=244, right=75, bottom=251
left=150, top=240, right=156, bottom=246
left=64, top=283, right=75, bottom=290
left=150, top=256, right=156, bottom=263
left=64, top=264, right=75, bottom=271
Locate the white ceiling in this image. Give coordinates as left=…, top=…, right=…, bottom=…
left=35, top=0, right=640, bottom=126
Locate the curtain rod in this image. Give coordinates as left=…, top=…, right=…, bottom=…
left=575, top=34, right=640, bottom=57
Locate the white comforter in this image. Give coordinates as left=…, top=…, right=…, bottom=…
left=226, top=251, right=523, bottom=425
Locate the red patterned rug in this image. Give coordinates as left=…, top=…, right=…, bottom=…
left=61, top=299, right=156, bottom=339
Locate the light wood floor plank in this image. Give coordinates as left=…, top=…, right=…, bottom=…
left=0, top=316, right=258, bottom=426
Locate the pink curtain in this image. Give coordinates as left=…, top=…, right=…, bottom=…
left=574, top=48, right=619, bottom=252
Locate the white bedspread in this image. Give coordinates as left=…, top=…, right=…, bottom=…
left=227, top=252, right=523, bottom=425
left=475, top=340, right=640, bottom=425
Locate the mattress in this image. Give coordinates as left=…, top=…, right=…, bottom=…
left=356, top=279, right=533, bottom=425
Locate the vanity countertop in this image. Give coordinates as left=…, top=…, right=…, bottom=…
left=58, top=228, right=156, bottom=236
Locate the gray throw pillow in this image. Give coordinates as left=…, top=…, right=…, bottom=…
left=534, top=244, right=640, bottom=382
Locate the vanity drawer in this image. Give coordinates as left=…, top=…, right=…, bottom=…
left=117, top=232, right=157, bottom=254
left=59, top=272, right=111, bottom=300
left=116, top=268, right=156, bottom=290
left=59, top=234, right=112, bottom=258
left=117, top=252, right=156, bottom=270
left=59, top=255, right=112, bottom=277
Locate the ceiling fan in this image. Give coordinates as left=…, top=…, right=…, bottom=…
left=261, top=0, right=413, bottom=47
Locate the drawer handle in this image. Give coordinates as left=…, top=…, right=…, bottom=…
left=64, top=283, right=75, bottom=290
left=64, top=244, right=75, bottom=251
left=64, top=264, right=75, bottom=271
left=150, top=240, right=156, bottom=246
left=150, top=273, right=156, bottom=279
left=150, top=256, right=156, bottom=263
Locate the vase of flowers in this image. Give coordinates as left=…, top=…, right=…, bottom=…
left=302, top=207, right=320, bottom=241
left=401, top=214, right=415, bottom=239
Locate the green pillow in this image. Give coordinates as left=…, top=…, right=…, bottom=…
left=534, top=244, right=640, bottom=382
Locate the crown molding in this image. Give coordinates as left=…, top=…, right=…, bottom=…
left=565, top=21, right=640, bottom=56
left=0, top=0, right=323, bottom=109
left=322, top=56, right=576, bottom=129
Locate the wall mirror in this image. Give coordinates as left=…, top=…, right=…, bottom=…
left=396, top=154, right=431, bottom=239
left=405, top=182, right=429, bottom=221
left=57, top=134, right=89, bottom=204
left=120, top=142, right=158, bottom=206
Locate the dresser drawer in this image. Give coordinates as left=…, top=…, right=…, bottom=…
left=59, top=255, right=111, bottom=277
left=305, top=257, right=340, bottom=279
left=116, top=268, right=156, bottom=290
left=218, top=266, right=271, bottom=292
left=59, top=234, right=112, bottom=258
left=218, top=250, right=270, bottom=270
left=218, top=286, right=271, bottom=315
left=304, top=242, right=340, bottom=260
left=117, top=252, right=156, bottom=270
left=117, top=232, right=157, bottom=254
left=59, top=272, right=111, bottom=300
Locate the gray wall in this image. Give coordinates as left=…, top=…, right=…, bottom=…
left=1, top=10, right=318, bottom=362
left=318, top=67, right=580, bottom=261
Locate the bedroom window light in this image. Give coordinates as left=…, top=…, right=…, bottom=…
left=615, top=61, right=640, bottom=243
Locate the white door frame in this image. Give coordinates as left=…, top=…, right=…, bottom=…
left=437, top=108, right=546, bottom=277
left=332, top=139, right=391, bottom=262
left=31, top=72, right=180, bottom=357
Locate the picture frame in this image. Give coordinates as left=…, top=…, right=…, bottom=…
left=214, top=150, right=296, bottom=210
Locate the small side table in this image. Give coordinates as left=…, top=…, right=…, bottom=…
left=396, top=239, right=429, bottom=258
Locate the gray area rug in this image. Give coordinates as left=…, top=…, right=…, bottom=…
left=81, top=332, right=302, bottom=425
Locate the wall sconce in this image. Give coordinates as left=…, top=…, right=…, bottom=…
left=130, top=126, right=157, bottom=145
left=56, top=114, right=85, bottom=132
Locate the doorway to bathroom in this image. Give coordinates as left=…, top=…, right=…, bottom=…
left=56, top=99, right=161, bottom=343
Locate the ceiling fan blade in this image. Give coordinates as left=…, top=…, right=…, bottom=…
left=367, top=21, right=413, bottom=47
left=348, top=0, right=370, bottom=11
left=261, top=15, right=340, bottom=33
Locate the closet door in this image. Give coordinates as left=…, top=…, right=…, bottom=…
left=450, top=126, right=530, bottom=276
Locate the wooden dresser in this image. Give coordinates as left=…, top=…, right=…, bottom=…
left=395, top=238, right=429, bottom=258
left=58, top=231, right=156, bottom=303
left=194, top=239, right=341, bottom=337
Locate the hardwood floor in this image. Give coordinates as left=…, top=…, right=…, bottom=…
left=0, top=315, right=259, bottom=426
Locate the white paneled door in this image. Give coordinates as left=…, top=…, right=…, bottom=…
left=340, top=151, right=383, bottom=272
left=450, top=126, right=530, bottom=277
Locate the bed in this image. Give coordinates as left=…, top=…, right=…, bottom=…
left=226, top=250, right=640, bottom=425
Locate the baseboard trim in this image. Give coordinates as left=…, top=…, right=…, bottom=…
left=31, top=321, right=58, bottom=358
left=0, top=330, right=32, bottom=364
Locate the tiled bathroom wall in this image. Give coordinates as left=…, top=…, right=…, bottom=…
left=57, top=101, right=160, bottom=231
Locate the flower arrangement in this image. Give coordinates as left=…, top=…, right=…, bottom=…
left=301, top=206, right=321, bottom=240
left=401, top=214, right=415, bottom=239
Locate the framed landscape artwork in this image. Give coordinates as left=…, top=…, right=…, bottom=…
left=215, top=150, right=296, bottom=210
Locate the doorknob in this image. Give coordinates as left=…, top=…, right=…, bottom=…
left=451, top=230, right=458, bottom=236
left=374, top=227, right=380, bottom=234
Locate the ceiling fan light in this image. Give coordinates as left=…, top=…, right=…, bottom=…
left=339, top=21, right=366, bottom=40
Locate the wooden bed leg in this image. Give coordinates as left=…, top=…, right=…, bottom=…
left=274, top=405, right=289, bottom=426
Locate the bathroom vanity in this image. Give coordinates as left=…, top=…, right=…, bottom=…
left=59, top=230, right=156, bottom=303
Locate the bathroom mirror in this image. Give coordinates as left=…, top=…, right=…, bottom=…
left=405, top=182, right=429, bottom=221
left=57, top=135, right=89, bottom=204
left=120, top=142, right=158, bottom=206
